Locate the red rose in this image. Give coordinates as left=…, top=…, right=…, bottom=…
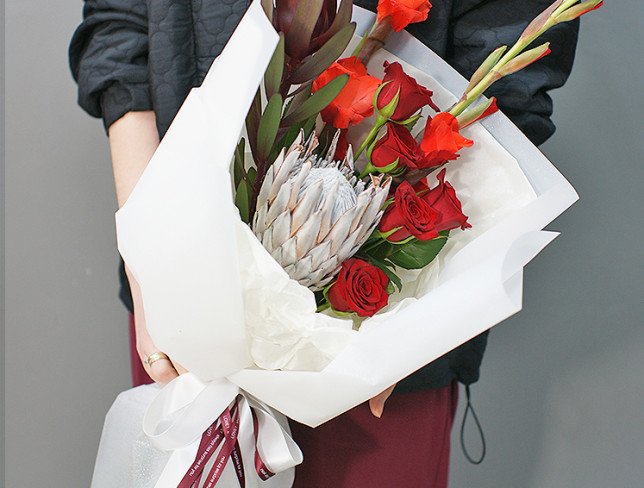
left=420, top=112, right=474, bottom=167
left=377, top=61, right=439, bottom=121
left=378, top=181, right=439, bottom=242
left=328, top=258, right=390, bottom=317
left=371, top=123, right=426, bottom=170
left=312, top=57, right=382, bottom=129
left=415, top=169, right=471, bottom=231
left=377, top=0, right=432, bottom=32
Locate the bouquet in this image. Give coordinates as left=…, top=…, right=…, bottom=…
left=113, top=0, right=601, bottom=486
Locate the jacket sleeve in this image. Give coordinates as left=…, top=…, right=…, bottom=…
left=69, top=0, right=152, bottom=130
left=447, top=0, right=580, bottom=145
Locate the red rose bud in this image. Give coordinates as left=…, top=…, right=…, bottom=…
left=377, top=0, right=432, bottom=32
left=377, top=61, right=439, bottom=121
left=416, top=169, right=471, bottom=231
left=371, top=123, right=425, bottom=171
left=420, top=112, right=474, bottom=167
left=327, top=258, right=390, bottom=317
left=378, top=181, right=439, bottom=242
left=313, top=56, right=382, bottom=129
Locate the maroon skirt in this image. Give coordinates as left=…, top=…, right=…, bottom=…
left=129, top=315, right=457, bottom=487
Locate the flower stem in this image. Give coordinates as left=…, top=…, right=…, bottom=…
left=358, top=161, right=378, bottom=179
left=352, top=21, right=378, bottom=58
left=357, top=20, right=394, bottom=65
left=449, top=12, right=557, bottom=117
left=355, top=115, right=386, bottom=159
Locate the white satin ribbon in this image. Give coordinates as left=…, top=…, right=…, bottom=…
left=143, top=374, right=302, bottom=488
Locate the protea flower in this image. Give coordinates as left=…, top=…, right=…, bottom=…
left=252, top=132, right=391, bottom=290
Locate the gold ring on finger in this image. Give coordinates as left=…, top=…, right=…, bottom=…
left=144, top=351, right=170, bottom=368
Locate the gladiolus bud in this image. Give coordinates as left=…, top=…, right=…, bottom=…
left=497, top=42, right=551, bottom=77
left=519, top=0, right=563, bottom=42
left=555, top=0, right=603, bottom=22
left=456, top=97, right=499, bottom=129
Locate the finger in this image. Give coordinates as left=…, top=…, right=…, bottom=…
left=171, top=359, right=189, bottom=375
left=148, top=358, right=179, bottom=385
left=369, top=384, right=396, bottom=418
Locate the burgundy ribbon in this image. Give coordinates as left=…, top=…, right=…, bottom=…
left=177, top=396, right=275, bottom=488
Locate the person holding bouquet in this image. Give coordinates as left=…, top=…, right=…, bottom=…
left=70, top=0, right=581, bottom=486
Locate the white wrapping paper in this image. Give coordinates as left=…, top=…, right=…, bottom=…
left=112, top=3, right=578, bottom=483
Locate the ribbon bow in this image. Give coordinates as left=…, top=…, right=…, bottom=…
left=144, top=374, right=303, bottom=488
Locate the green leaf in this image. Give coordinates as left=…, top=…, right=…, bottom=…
left=324, top=0, right=354, bottom=39
left=285, top=0, right=324, bottom=60
left=282, top=74, right=348, bottom=125
left=369, top=256, right=402, bottom=291
left=357, top=239, right=393, bottom=262
left=265, top=34, right=285, bottom=98
left=245, top=89, right=262, bottom=157
left=302, top=115, right=318, bottom=138
left=284, top=82, right=312, bottom=116
left=388, top=235, right=448, bottom=269
left=235, top=180, right=251, bottom=223
left=277, top=124, right=303, bottom=152
left=247, top=166, right=257, bottom=187
left=289, top=23, right=356, bottom=84
left=233, top=137, right=246, bottom=188
left=257, top=94, right=283, bottom=161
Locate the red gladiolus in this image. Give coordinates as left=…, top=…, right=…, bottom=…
left=415, top=169, right=471, bottom=231
left=333, top=129, right=350, bottom=160
left=378, top=181, right=439, bottom=242
left=377, top=61, right=439, bottom=120
left=420, top=112, right=474, bottom=167
left=312, top=57, right=382, bottom=129
left=371, top=123, right=426, bottom=170
left=327, top=258, right=390, bottom=317
left=377, top=0, right=432, bottom=32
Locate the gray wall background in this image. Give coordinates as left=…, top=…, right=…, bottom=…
left=5, top=1, right=643, bottom=487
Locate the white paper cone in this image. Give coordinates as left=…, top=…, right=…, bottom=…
left=115, top=2, right=578, bottom=431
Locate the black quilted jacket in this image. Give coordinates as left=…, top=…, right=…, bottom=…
left=69, top=0, right=579, bottom=392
